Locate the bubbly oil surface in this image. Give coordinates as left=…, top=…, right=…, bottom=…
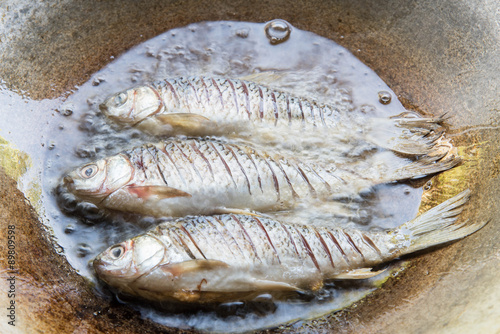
left=1, top=20, right=426, bottom=332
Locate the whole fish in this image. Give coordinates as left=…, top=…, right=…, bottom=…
left=100, top=76, right=447, bottom=156
left=93, top=190, right=486, bottom=303
left=63, top=138, right=460, bottom=218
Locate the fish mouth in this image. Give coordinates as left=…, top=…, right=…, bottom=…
left=92, top=257, right=112, bottom=283
left=63, top=175, right=74, bottom=185
left=62, top=175, right=75, bottom=191
left=99, top=102, right=124, bottom=121
left=92, top=257, right=103, bottom=271
left=98, top=103, right=108, bottom=114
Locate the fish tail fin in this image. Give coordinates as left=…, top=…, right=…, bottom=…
left=379, top=135, right=462, bottom=181
left=392, top=189, right=487, bottom=256
left=365, top=113, right=447, bottom=156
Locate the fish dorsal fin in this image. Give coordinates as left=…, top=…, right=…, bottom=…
left=238, top=71, right=284, bottom=85
left=333, top=268, right=386, bottom=280
left=126, top=185, right=191, bottom=199
left=213, top=207, right=261, bottom=216
left=159, top=259, right=229, bottom=276
left=155, top=113, right=214, bottom=133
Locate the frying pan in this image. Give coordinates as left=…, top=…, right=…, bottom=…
left=0, top=0, right=498, bottom=332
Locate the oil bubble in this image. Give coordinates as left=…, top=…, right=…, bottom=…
left=64, top=224, right=76, bottom=234
left=359, top=104, right=376, bottom=114
left=248, top=300, right=277, bottom=316
left=75, top=145, right=96, bottom=159
left=92, top=77, right=104, bottom=86
left=54, top=244, right=65, bottom=254
left=58, top=192, right=78, bottom=213
left=354, top=210, right=370, bottom=225
left=60, top=104, right=74, bottom=116
left=76, top=202, right=104, bottom=221
left=253, top=293, right=273, bottom=303
left=131, top=74, right=140, bottom=83
left=87, top=97, right=99, bottom=106
left=264, top=19, right=291, bottom=45
left=235, top=28, right=249, bottom=38
left=76, top=243, right=92, bottom=258
left=378, top=91, right=392, bottom=105
left=79, top=114, right=95, bottom=132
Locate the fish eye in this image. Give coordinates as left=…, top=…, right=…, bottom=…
left=80, top=164, right=99, bottom=179
left=110, top=245, right=125, bottom=259
left=114, top=92, right=128, bottom=106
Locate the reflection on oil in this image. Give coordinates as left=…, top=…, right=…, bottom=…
left=0, top=135, right=30, bottom=182
left=0, top=135, right=43, bottom=211
left=420, top=134, right=488, bottom=212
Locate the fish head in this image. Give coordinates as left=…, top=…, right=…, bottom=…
left=93, top=235, right=166, bottom=289
left=63, top=154, right=134, bottom=201
left=100, top=86, right=162, bottom=125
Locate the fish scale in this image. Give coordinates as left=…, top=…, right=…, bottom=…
left=159, top=77, right=337, bottom=127
left=158, top=140, right=312, bottom=197
left=119, top=139, right=360, bottom=216
left=150, top=215, right=387, bottom=273
left=125, top=145, right=159, bottom=182
left=94, top=190, right=487, bottom=303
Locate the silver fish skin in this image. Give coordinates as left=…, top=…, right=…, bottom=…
left=63, top=138, right=460, bottom=218
left=93, top=190, right=486, bottom=303
left=100, top=76, right=449, bottom=156
left=101, top=76, right=342, bottom=130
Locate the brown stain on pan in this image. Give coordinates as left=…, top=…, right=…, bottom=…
left=0, top=168, right=185, bottom=333
left=0, top=0, right=499, bottom=333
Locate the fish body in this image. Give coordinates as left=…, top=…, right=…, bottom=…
left=101, top=76, right=341, bottom=133
left=63, top=138, right=460, bottom=218
left=100, top=77, right=450, bottom=156
left=93, top=190, right=485, bottom=303
left=63, top=139, right=366, bottom=217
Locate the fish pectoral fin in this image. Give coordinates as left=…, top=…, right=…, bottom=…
left=238, top=71, right=284, bottom=85
left=333, top=268, right=386, bottom=280
left=172, top=290, right=202, bottom=302
left=214, top=207, right=261, bottom=217
left=155, top=113, right=214, bottom=132
left=126, top=185, right=192, bottom=199
left=159, top=259, right=230, bottom=276
left=252, top=279, right=302, bottom=292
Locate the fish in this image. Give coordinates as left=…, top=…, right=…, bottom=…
left=99, top=76, right=448, bottom=156
left=93, top=189, right=486, bottom=303
left=62, top=138, right=460, bottom=218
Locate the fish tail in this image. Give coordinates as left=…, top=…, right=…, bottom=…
left=380, top=135, right=462, bottom=181
left=365, top=114, right=447, bottom=156
left=392, top=189, right=487, bottom=256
